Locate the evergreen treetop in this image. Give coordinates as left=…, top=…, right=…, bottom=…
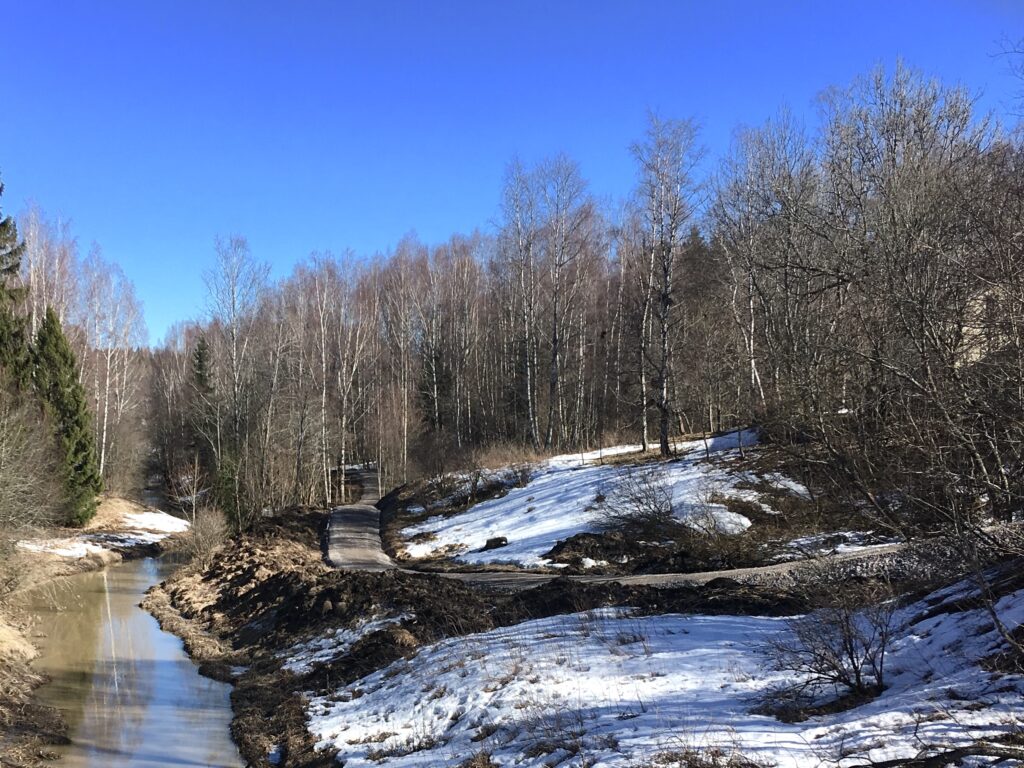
left=34, top=307, right=102, bottom=525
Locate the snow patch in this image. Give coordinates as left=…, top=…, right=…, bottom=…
left=304, top=578, right=1024, bottom=767
left=123, top=510, right=190, bottom=533
left=281, top=613, right=414, bottom=675
left=17, top=538, right=109, bottom=558
left=402, top=430, right=770, bottom=567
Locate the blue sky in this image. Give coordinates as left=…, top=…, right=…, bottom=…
left=2, top=1, right=1022, bottom=344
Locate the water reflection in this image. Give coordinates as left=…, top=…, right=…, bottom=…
left=23, top=558, right=242, bottom=768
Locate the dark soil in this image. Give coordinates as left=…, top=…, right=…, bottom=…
left=543, top=529, right=764, bottom=576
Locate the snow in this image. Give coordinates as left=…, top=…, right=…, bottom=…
left=403, top=460, right=619, bottom=567
left=764, top=473, right=813, bottom=500
left=17, top=508, right=189, bottom=559
left=17, top=538, right=109, bottom=558
left=402, top=430, right=774, bottom=567
left=123, top=510, right=190, bottom=533
left=280, top=613, right=414, bottom=675
left=304, top=577, right=1024, bottom=767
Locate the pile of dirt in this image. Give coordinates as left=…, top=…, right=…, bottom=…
left=494, top=575, right=807, bottom=625
left=543, top=530, right=763, bottom=576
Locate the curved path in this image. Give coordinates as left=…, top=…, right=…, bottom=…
left=323, top=468, right=904, bottom=590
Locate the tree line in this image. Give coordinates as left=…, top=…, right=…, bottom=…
left=3, top=62, right=1022, bottom=547
left=0, top=194, right=126, bottom=529
left=148, top=64, right=1024, bottom=544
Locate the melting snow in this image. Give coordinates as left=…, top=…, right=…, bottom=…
left=281, top=613, right=414, bottom=675
left=16, top=538, right=110, bottom=558
left=402, top=430, right=778, bottom=567
left=17, top=508, right=189, bottom=559
left=123, top=510, right=190, bottom=533
left=305, top=577, right=1024, bottom=767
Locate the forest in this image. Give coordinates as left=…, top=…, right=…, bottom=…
left=2, top=63, right=1023, bottom=552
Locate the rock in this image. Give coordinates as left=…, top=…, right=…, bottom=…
left=481, top=536, right=508, bottom=551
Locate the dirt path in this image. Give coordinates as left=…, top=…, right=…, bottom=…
left=324, top=469, right=394, bottom=571
left=433, top=543, right=905, bottom=590
left=322, top=469, right=905, bottom=590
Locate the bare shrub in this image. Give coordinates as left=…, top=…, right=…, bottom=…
left=0, top=397, right=65, bottom=600
left=602, top=465, right=679, bottom=537
left=183, top=507, right=228, bottom=566
left=0, top=538, right=57, bottom=604
left=764, top=570, right=899, bottom=704
left=172, top=455, right=229, bottom=564
left=457, top=752, right=498, bottom=768
left=641, top=748, right=772, bottom=768
left=0, top=396, right=63, bottom=531
left=0, top=538, right=22, bottom=602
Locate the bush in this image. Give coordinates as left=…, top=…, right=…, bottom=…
left=0, top=395, right=62, bottom=531
left=602, top=465, right=679, bottom=537
left=765, top=570, right=898, bottom=701
left=183, top=507, right=229, bottom=567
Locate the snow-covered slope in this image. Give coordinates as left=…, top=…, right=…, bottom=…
left=304, top=574, right=1024, bottom=767
left=401, top=430, right=781, bottom=567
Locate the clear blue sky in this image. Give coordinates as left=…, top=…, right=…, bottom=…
left=2, top=1, right=1022, bottom=344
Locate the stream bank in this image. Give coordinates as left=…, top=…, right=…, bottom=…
left=20, top=557, right=242, bottom=768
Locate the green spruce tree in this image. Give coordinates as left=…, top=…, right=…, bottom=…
left=34, top=308, right=102, bottom=524
left=0, top=180, right=31, bottom=386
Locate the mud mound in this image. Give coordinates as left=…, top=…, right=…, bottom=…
left=544, top=531, right=650, bottom=570
left=543, top=530, right=755, bottom=575
left=495, top=575, right=806, bottom=625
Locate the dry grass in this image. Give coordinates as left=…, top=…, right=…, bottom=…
left=84, top=495, right=147, bottom=530
left=0, top=555, right=69, bottom=767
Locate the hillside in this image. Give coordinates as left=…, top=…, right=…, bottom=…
left=145, top=441, right=1024, bottom=767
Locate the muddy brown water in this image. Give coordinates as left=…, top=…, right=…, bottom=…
left=22, top=558, right=242, bottom=768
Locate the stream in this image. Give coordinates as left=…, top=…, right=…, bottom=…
left=22, top=557, right=242, bottom=768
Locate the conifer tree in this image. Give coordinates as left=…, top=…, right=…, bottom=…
left=0, top=180, right=31, bottom=385
left=34, top=308, right=102, bottom=524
